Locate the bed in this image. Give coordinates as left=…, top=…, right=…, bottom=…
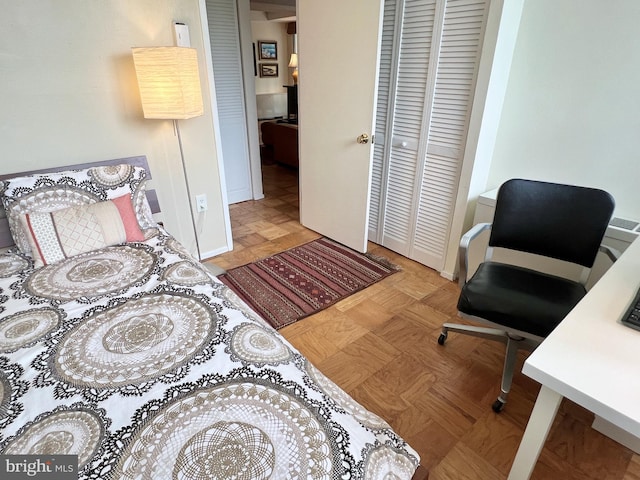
left=0, top=157, right=427, bottom=479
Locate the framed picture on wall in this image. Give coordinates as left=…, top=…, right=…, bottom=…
left=258, top=41, right=277, bottom=60
left=260, top=63, right=279, bottom=78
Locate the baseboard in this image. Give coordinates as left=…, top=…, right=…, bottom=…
left=200, top=245, right=230, bottom=260
left=440, top=270, right=456, bottom=281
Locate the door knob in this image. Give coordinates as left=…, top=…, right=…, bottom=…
left=356, top=133, right=369, bottom=144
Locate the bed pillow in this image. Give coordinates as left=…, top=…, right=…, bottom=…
left=19, top=195, right=145, bottom=268
left=1, top=164, right=157, bottom=256
left=89, top=164, right=157, bottom=231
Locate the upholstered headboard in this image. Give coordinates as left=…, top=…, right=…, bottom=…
left=0, top=155, right=160, bottom=249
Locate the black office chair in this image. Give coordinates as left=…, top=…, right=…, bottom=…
left=438, top=179, right=617, bottom=412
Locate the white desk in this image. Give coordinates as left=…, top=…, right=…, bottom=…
left=508, top=237, right=640, bottom=479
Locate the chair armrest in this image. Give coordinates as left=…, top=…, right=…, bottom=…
left=458, top=222, right=492, bottom=288
left=599, top=244, right=621, bottom=263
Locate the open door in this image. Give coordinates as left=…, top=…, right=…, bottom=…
left=297, top=0, right=384, bottom=253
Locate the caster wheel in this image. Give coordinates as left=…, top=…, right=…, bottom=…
left=437, top=332, right=447, bottom=345
left=492, top=399, right=505, bottom=413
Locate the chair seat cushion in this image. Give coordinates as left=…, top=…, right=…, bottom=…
left=458, top=262, right=587, bottom=337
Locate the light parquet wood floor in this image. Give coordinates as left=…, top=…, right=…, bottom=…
left=208, top=164, right=640, bottom=479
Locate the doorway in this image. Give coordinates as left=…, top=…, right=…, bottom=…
left=249, top=1, right=299, bottom=217
left=205, top=0, right=298, bottom=207
left=206, top=0, right=379, bottom=254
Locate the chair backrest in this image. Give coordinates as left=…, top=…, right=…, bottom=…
left=489, top=179, right=614, bottom=268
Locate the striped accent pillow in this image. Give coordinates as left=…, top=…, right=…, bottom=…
left=20, top=194, right=145, bottom=268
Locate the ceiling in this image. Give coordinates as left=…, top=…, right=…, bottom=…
left=249, top=0, right=296, bottom=21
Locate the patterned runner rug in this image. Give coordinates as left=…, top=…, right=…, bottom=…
left=218, top=237, right=399, bottom=330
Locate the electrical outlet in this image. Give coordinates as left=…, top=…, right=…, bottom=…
left=196, top=194, right=208, bottom=212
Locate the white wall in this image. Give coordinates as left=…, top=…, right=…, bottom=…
left=488, top=0, right=640, bottom=221
left=0, top=0, right=230, bottom=259
left=251, top=15, right=293, bottom=94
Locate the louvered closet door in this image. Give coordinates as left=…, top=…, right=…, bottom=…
left=206, top=0, right=253, bottom=204
left=369, top=0, right=488, bottom=271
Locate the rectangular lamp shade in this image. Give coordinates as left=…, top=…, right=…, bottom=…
left=132, top=46, right=204, bottom=120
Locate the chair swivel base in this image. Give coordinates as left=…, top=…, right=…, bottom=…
left=437, top=323, right=537, bottom=413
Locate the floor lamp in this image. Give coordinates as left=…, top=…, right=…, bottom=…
left=132, top=46, right=204, bottom=261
